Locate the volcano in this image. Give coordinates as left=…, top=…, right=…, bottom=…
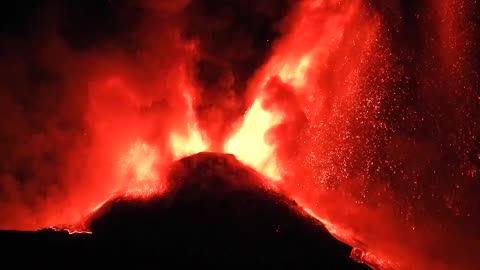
left=0, top=152, right=369, bottom=269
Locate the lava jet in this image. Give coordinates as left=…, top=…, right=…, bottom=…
left=0, top=152, right=369, bottom=269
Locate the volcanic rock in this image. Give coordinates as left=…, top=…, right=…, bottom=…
left=0, top=152, right=369, bottom=269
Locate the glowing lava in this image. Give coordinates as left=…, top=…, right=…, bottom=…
left=169, top=93, right=209, bottom=159
left=224, top=99, right=284, bottom=181
left=119, top=141, right=163, bottom=197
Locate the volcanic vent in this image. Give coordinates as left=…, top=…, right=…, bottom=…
left=1, top=152, right=369, bottom=269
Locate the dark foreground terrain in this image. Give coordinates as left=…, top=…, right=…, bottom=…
left=0, top=152, right=369, bottom=269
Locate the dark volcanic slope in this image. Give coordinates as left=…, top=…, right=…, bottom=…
left=1, top=152, right=369, bottom=269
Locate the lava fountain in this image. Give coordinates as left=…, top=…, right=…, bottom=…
left=0, top=0, right=479, bottom=269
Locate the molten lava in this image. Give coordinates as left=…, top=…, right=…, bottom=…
left=119, top=141, right=163, bottom=197
left=224, top=99, right=284, bottom=181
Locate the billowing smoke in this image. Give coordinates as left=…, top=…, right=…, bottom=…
left=182, top=0, right=292, bottom=146
left=0, top=0, right=290, bottom=228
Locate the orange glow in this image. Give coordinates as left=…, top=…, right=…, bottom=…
left=224, top=99, right=284, bottom=181
left=170, top=92, right=209, bottom=159
left=170, top=124, right=208, bottom=159
left=119, top=141, right=164, bottom=197
left=278, top=54, right=312, bottom=89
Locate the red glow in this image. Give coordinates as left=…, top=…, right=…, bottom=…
left=1, top=0, right=478, bottom=269
left=169, top=93, right=209, bottom=159
left=119, top=141, right=163, bottom=197
left=224, top=99, right=284, bottom=181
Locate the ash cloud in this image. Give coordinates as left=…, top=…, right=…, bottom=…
left=0, top=0, right=291, bottom=229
